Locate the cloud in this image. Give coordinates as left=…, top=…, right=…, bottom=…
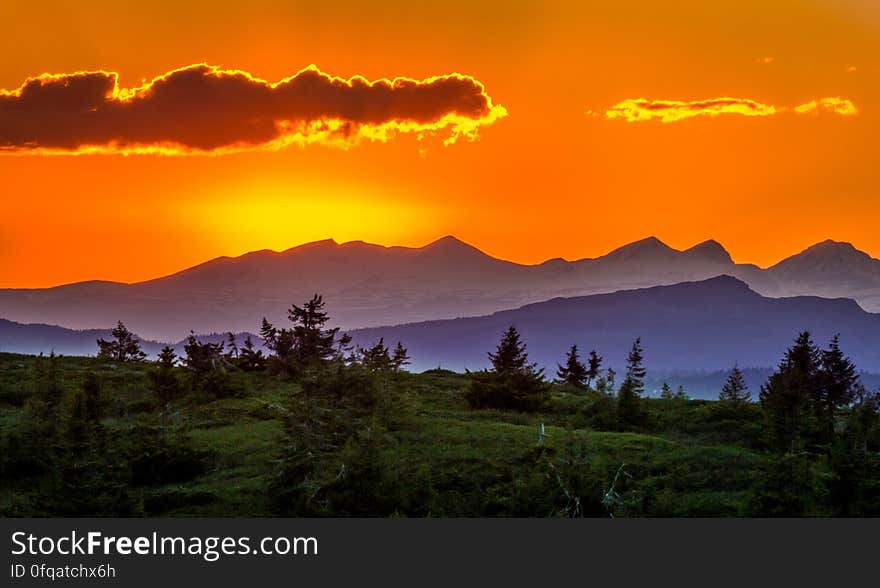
left=0, top=64, right=507, bottom=155
left=794, top=97, right=858, bottom=116
left=604, top=97, right=777, bottom=123
left=604, top=96, right=858, bottom=123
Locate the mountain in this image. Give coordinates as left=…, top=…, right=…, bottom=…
left=348, top=276, right=880, bottom=375
left=1, top=235, right=879, bottom=341
left=767, top=240, right=880, bottom=310
left=0, top=318, right=253, bottom=359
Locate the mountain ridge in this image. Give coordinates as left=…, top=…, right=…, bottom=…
left=2, top=235, right=880, bottom=341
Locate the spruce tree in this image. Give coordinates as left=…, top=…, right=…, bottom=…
left=760, top=331, right=821, bottom=452
left=617, top=338, right=646, bottom=429
left=818, top=334, right=859, bottom=442
left=586, top=350, right=603, bottom=387
left=96, top=321, right=146, bottom=362
left=391, top=342, right=410, bottom=371
left=720, top=365, right=751, bottom=403
left=288, top=294, right=340, bottom=367
left=660, top=382, right=673, bottom=400
left=238, top=335, right=266, bottom=371
left=489, top=326, right=534, bottom=374
left=556, top=344, right=589, bottom=389
left=150, top=346, right=180, bottom=408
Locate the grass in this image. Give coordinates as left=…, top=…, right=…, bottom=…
left=0, top=352, right=770, bottom=517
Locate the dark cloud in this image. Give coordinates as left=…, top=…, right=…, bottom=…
left=0, top=64, right=507, bottom=154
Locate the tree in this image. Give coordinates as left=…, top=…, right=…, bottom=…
left=149, top=346, right=180, bottom=408
left=182, top=333, right=233, bottom=398
left=466, top=326, right=547, bottom=412
left=586, top=350, right=603, bottom=387
left=818, top=334, right=859, bottom=443
left=556, top=344, right=588, bottom=389
left=288, top=294, right=340, bottom=367
left=96, top=321, right=146, bottom=362
left=674, top=385, right=688, bottom=400
left=361, top=338, right=392, bottom=371
left=759, top=332, right=821, bottom=453
left=720, top=365, right=751, bottom=403
left=225, top=333, right=239, bottom=359
left=390, top=342, right=410, bottom=372
left=489, top=326, right=534, bottom=374
left=660, top=382, right=674, bottom=400
left=617, top=338, right=646, bottom=429
left=237, top=335, right=266, bottom=372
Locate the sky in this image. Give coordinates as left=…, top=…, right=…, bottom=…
left=1, top=0, right=878, bottom=287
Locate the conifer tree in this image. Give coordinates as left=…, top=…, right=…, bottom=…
left=556, top=344, right=589, bottom=389
left=238, top=335, right=266, bottom=371
left=760, top=331, right=821, bottom=452
left=361, top=338, right=392, bottom=371
left=96, top=321, right=146, bottom=362
left=586, top=350, right=603, bottom=387
left=660, top=382, right=673, bottom=400
left=390, top=342, right=410, bottom=372
left=720, top=365, right=751, bottom=403
left=225, top=332, right=239, bottom=359
left=150, top=346, right=180, bottom=408
left=489, top=326, right=536, bottom=374
left=288, top=294, right=340, bottom=367
left=617, top=338, right=646, bottom=429
left=818, top=334, right=859, bottom=442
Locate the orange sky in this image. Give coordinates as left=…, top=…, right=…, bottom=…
left=1, top=0, right=879, bottom=287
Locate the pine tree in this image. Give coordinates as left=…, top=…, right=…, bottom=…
left=586, top=350, right=603, bottom=387
left=660, top=382, right=673, bottom=400
left=674, top=385, right=688, bottom=400
left=467, top=326, right=547, bottom=411
left=225, top=333, right=239, bottom=359
left=288, top=294, right=340, bottom=367
left=96, top=321, right=146, bottom=362
left=760, top=331, right=821, bottom=452
left=818, top=334, right=859, bottom=442
left=617, top=338, right=646, bottom=429
left=361, top=338, right=391, bottom=371
left=489, top=326, right=535, bottom=374
left=556, top=344, right=589, bottom=389
left=720, top=365, right=751, bottom=403
left=390, top=342, right=410, bottom=371
left=238, top=335, right=266, bottom=371
left=150, top=346, right=180, bottom=408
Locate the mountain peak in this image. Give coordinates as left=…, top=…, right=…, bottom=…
left=603, top=236, right=676, bottom=262
left=802, top=239, right=859, bottom=255
left=421, top=235, right=486, bottom=256
left=684, top=239, right=733, bottom=264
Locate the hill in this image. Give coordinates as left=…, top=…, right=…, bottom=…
left=4, top=235, right=880, bottom=341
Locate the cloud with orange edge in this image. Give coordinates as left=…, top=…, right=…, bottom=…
left=0, top=64, right=508, bottom=155
left=603, top=96, right=858, bottom=123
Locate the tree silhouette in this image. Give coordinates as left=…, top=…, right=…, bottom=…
left=660, top=382, right=673, bottom=400
left=96, top=321, right=146, bottom=362
left=391, top=342, right=410, bottom=372
left=467, top=326, right=547, bottom=411
left=760, top=332, right=821, bottom=452
left=720, top=365, right=751, bottom=403
left=586, top=350, right=603, bottom=387
left=288, top=294, right=341, bottom=367
left=556, top=344, right=588, bottom=389
left=489, top=326, right=536, bottom=374
left=617, top=338, right=646, bottom=429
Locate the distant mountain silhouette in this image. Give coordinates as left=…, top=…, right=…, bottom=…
left=349, top=276, right=880, bottom=375
left=0, top=319, right=253, bottom=359
left=1, top=235, right=880, bottom=340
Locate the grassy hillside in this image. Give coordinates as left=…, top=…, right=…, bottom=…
left=0, top=352, right=874, bottom=517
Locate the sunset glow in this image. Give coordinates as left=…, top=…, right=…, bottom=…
left=1, top=0, right=878, bottom=287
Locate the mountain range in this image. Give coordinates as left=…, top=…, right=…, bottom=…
left=1, top=235, right=880, bottom=342
left=349, top=276, right=880, bottom=374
